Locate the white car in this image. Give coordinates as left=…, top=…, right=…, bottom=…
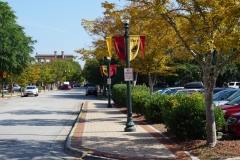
left=13, top=84, right=21, bottom=91
left=228, top=82, right=240, bottom=89
left=23, top=86, right=38, bottom=97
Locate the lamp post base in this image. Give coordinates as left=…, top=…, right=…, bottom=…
left=124, top=121, right=136, bottom=132
left=124, top=125, right=136, bottom=132
left=107, top=104, right=112, bottom=108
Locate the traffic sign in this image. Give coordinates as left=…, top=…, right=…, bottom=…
left=107, top=78, right=111, bottom=84
left=124, top=68, right=133, bottom=81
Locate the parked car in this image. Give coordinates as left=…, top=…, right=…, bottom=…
left=219, top=95, right=240, bottom=119
left=213, top=89, right=238, bottom=102
left=228, top=82, right=240, bottom=89
left=86, top=86, right=98, bottom=96
left=184, top=82, right=203, bottom=89
left=58, top=84, right=71, bottom=90
left=214, top=89, right=240, bottom=107
left=198, top=87, right=227, bottom=94
left=13, top=84, right=21, bottom=91
left=173, top=88, right=202, bottom=95
left=73, top=84, right=81, bottom=88
left=157, top=87, right=184, bottom=94
left=225, top=112, right=240, bottom=137
left=23, top=86, right=38, bottom=97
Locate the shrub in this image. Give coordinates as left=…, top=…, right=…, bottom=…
left=162, top=93, right=225, bottom=140
left=143, top=93, right=171, bottom=123
left=112, top=84, right=127, bottom=107
left=132, top=85, right=150, bottom=115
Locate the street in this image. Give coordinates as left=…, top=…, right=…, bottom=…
left=0, top=87, right=94, bottom=160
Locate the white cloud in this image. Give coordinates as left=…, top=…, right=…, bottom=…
left=25, top=22, right=71, bottom=34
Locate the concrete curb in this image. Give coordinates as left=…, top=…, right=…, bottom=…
left=64, top=102, right=88, bottom=158
left=64, top=101, right=119, bottom=160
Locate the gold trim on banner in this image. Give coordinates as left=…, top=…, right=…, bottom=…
left=129, top=35, right=140, bottom=61
left=102, top=65, right=108, bottom=76
left=106, top=37, right=112, bottom=58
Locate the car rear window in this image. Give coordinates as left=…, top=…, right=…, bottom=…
left=26, top=86, right=35, bottom=89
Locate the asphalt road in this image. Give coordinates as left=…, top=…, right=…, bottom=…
left=0, top=87, right=95, bottom=160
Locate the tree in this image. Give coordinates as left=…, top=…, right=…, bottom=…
left=78, top=2, right=179, bottom=94
left=0, top=2, right=36, bottom=75
left=134, top=0, right=240, bottom=147
left=81, top=58, right=102, bottom=85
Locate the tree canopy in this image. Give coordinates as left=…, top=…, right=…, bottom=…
left=0, top=1, right=36, bottom=75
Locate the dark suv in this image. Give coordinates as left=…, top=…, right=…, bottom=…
left=86, top=86, right=98, bottom=96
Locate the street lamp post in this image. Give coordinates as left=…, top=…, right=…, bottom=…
left=102, top=57, right=106, bottom=97
left=1, top=78, right=4, bottom=98
left=122, top=19, right=136, bottom=132
left=106, top=57, right=112, bottom=108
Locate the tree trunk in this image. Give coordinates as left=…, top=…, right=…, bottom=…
left=148, top=73, right=155, bottom=95
left=203, top=70, right=217, bottom=147
left=133, top=72, right=138, bottom=86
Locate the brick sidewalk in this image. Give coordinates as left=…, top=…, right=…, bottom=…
left=65, top=101, right=192, bottom=160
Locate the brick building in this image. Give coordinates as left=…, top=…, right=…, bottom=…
left=35, top=51, right=76, bottom=63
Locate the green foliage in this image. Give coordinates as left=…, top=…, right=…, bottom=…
left=112, top=84, right=127, bottom=107
left=81, top=58, right=102, bottom=85
left=131, top=85, right=150, bottom=114
left=214, top=107, right=226, bottom=131
left=0, top=2, right=36, bottom=74
left=143, top=93, right=171, bottom=123
left=162, top=93, right=225, bottom=140
left=162, top=93, right=206, bottom=140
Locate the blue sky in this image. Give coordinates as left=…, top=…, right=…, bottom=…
left=3, top=0, right=128, bottom=68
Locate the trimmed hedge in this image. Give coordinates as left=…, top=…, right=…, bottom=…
left=112, top=84, right=127, bottom=107
left=131, top=85, right=149, bottom=115
left=112, top=84, right=226, bottom=140
left=162, top=93, right=226, bottom=140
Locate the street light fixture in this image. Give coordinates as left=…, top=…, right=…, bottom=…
left=106, top=57, right=112, bottom=108
left=121, top=14, right=136, bottom=132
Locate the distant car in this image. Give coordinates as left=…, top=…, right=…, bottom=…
left=58, top=84, right=71, bottom=90
left=184, top=82, right=203, bottom=89
left=198, top=88, right=227, bottom=94
left=219, top=95, right=240, bottom=119
left=23, top=86, right=38, bottom=97
left=73, top=84, right=81, bottom=88
left=214, top=89, right=240, bottom=107
left=157, top=87, right=184, bottom=94
left=86, top=86, right=98, bottom=96
left=213, top=89, right=238, bottom=102
left=228, top=82, right=240, bottom=89
left=13, top=84, right=21, bottom=91
left=173, top=89, right=201, bottom=95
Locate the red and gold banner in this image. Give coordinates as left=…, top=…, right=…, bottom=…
left=106, top=37, right=112, bottom=58
left=112, top=35, right=145, bottom=61
left=0, top=72, right=8, bottom=79
left=113, top=36, right=126, bottom=61
left=100, top=65, right=117, bottom=77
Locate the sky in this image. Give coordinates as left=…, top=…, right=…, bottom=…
left=3, top=0, right=129, bottom=68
